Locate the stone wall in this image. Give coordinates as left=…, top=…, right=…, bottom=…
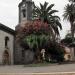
left=14, top=41, right=23, bottom=64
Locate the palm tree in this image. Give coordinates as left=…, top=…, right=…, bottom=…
left=33, top=2, right=62, bottom=38
left=69, top=0, right=75, bottom=2
left=23, top=34, right=49, bottom=62
left=63, top=3, right=75, bottom=42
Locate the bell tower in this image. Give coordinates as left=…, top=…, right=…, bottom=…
left=18, top=0, right=33, bottom=23
left=15, top=0, right=34, bottom=64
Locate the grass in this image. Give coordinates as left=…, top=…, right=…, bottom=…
left=24, top=62, right=57, bottom=67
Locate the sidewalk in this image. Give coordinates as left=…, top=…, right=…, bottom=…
left=0, top=72, right=75, bottom=75
left=0, top=64, right=75, bottom=73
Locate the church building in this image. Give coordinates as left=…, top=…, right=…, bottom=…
left=0, top=0, right=33, bottom=65
left=0, top=23, right=15, bottom=64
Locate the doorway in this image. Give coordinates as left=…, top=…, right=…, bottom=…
left=3, top=50, right=10, bottom=65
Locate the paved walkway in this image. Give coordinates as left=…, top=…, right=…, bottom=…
left=0, top=64, right=75, bottom=73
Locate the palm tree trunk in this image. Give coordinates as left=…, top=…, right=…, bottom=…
left=71, top=23, right=74, bottom=42
left=35, top=48, right=41, bottom=63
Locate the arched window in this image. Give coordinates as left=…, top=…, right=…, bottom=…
left=5, top=36, right=9, bottom=48
left=22, top=9, right=26, bottom=17
left=22, top=3, right=26, bottom=18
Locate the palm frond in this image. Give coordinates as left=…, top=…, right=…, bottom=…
left=44, top=1, right=48, bottom=10
left=51, top=24, right=59, bottom=35
left=48, top=10, right=58, bottom=15
left=40, top=3, right=44, bottom=10
left=50, top=16, right=60, bottom=20
left=69, top=0, right=75, bottom=2
left=55, top=20, right=62, bottom=30
left=46, top=4, right=54, bottom=12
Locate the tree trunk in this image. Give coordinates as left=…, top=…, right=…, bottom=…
left=71, top=23, right=74, bottom=42
left=36, top=48, right=41, bottom=63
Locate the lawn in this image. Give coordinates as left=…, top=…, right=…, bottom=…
left=24, top=62, right=57, bottom=67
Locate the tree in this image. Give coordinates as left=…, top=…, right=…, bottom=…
left=45, top=40, right=65, bottom=62
left=16, top=20, right=51, bottom=62
left=23, top=34, right=49, bottom=62
left=61, top=32, right=75, bottom=46
left=63, top=1, right=75, bottom=42
left=69, top=0, right=75, bottom=2
left=16, top=2, right=63, bottom=63
left=33, top=2, right=62, bottom=39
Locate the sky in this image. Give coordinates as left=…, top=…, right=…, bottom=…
left=0, top=0, right=70, bottom=39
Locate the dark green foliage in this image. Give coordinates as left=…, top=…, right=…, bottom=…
left=61, top=37, right=72, bottom=45
left=61, top=37, right=75, bottom=47
left=61, top=32, right=75, bottom=46
left=45, top=41, right=65, bottom=62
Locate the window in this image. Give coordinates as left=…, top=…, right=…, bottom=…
left=5, top=36, right=9, bottom=48
left=22, top=50, right=25, bottom=58
left=22, top=9, right=26, bottom=17
left=21, top=50, right=25, bottom=62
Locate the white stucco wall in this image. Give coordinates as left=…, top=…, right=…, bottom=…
left=0, top=30, right=14, bottom=64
